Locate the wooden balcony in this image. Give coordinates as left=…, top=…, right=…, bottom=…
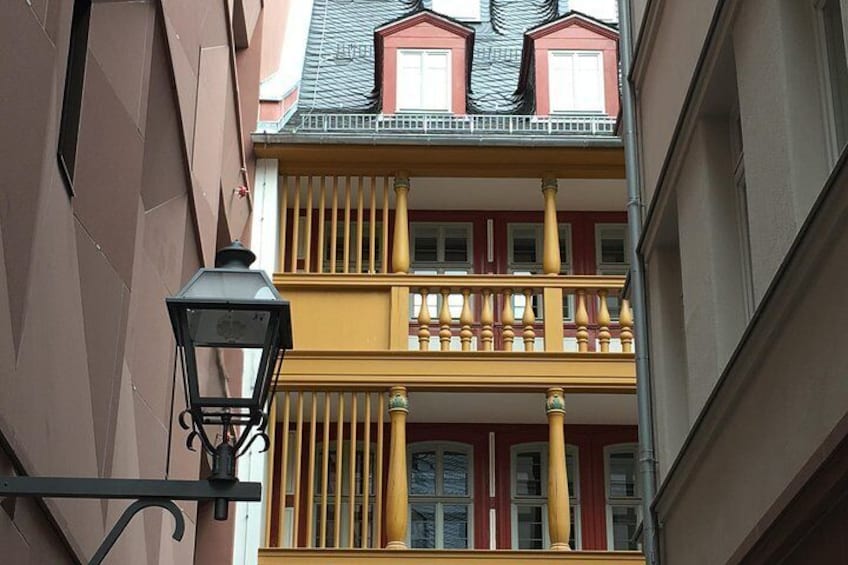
left=274, top=273, right=635, bottom=392
left=259, top=549, right=645, bottom=564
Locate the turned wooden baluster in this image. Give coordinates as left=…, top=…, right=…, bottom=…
left=439, top=289, right=452, bottom=351
left=502, top=289, right=515, bottom=352
left=417, top=289, right=431, bottom=351
left=598, top=289, right=611, bottom=353
left=522, top=289, right=536, bottom=352
left=575, top=289, right=589, bottom=352
left=385, top=387, right=409, bottom=550
left=460, top=289, right=473, bottom=351
left=620, top=298, right=634, bottom=353
left=480, top=289, right=494, bottom=351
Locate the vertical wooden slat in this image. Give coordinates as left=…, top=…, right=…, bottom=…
left=317, top=177, right=326, bottom=274
left=369, top=177, right=377, bottom=274
left=356, top=177, right=364, bottom=274
left=264, top=395, right=278, bottom=546
left=343, top=177, right=351, bottom=274
left=334, top=393, right=345, bottom=547
left=278, top=176, right=288, bottom=273
left=381, top=177, right=389, bottom=274
left=304, top=178, right=314, bottom=273
left=292, top=392, right=305, bottom=546
left=320, top=393, right=331, bottom=547
left=375, top=392, right=385, bottom=547
left=277, top=392, right=291, bottom=547
left=290, top=177, right=301, bottom=273
left=305, top=393, right=318, bottom=547
left=330, top=177, right=339, bottom=274
left=361, top=393, right=371, bottom=548
left=347, top=393, right=358, bottom=548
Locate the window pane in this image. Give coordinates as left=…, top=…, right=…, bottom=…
left=398, top=52, right=423, bottom=109
left=422, top=52, right=450, bottom=111
left=411, top=504, right=437, bottom=548
left=566, top=451, right=577, bottom=496
left=413, top=230, right=438, bottom=262
left=601, top=236, right=626, bottom=264
left=611, top=506, right=639, bottom=550
left=443, top=504, right=470, bottom=549
left=609, top=451, right=637, bottom=498
left=516, top=505, right=545, bottom=549
left=513, top=233, right=537, bottom=263
left=443, top=451, right=469, bottom=496
left=411, top=451, right=437, bottom=495
left=574, top=53, right=602, bottom=111
left=515, top=452, right=543, bottom=496
left=443, top=227, right=469, bottom=262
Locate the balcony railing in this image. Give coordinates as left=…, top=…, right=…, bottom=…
left=290, top=113, right=618, bottom=137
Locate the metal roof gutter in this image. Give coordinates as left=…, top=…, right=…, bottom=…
left=618, top=0, right=659, bottom=564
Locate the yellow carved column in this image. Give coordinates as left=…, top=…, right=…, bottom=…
left=502, top=290, right=515, bottom=352
left=480, top=289, right=494, bottom=351
left=575, top=290, right=589, bottom=352
left=385, top=387, right=409, bottom=550
left=620, top=298, right=634, bottom=353
left=460, top=289, right=473, bottom=351
left=546, top=387, right=571, bottom=551
left=597, top=289, right=611, bottom=353
left=392, top=174, right=411, bottom=274
left=541, top=176, right=561, bottom=276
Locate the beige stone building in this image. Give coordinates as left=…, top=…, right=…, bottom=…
left=0, top=0, right=280, bottom=563
left=630, top=0, right=848, bottom=563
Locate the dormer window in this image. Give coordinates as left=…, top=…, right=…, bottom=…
left=397, top=50, right=452, bottom=112
left=431, top=0, right=480, bottom=22
left=548, top=51, right=605, bottom=113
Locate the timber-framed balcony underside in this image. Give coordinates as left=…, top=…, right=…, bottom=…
left=278, top=350, right=635, bottom=393
left=253, top=142, right=625, bottom=178
left=259, top=549, right=645, bottom=565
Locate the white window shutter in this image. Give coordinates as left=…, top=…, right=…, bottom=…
left=423, top=52, right=450, bottom=110
left=548, top=51, right=603, bottom=113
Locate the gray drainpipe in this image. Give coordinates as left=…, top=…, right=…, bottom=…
left=617, top=1, right=659, bottom=564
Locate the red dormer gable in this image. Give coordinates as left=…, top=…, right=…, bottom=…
left=375, top=11, right=475, bottom=114
left=525, top=13, right=620, bottom=116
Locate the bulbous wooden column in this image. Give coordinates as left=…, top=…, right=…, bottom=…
left=546, top=387, right=571, bottom=551
left=392, top=174, right=411, bottom=274
left=541, top=176, right=561, bottom=275
left=385, top=387, right=409, bottom=549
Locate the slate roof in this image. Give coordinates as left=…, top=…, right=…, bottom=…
left=294, top=0, right=618, bottom=119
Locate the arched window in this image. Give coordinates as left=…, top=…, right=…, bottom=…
left=604, top=443, right=641, bottom=550
left=408, top=442, right=474, bottom=548
left=510, top=442, right=580, bottom=549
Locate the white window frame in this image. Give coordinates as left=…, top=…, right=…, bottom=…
left=507, top=223, right=574, bottom=324
left=431, top=0, right=481, bottom=21
left=814, top=0, right=848, bottom=162
left=510, top=442, right=581, bottom=550
left=604, top=443, right=642, bottom=551
left=396, top=49, right=452, bottom=113
left=548, top=50, right=605, bottom=114
left=407, top=441, right=475, bottom=549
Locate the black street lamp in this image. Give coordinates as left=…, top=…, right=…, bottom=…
left=0, top=241, right=291, bottom=564
left=167, top=240, right=292, bottom=519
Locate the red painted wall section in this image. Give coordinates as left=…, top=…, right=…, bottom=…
left=532, top=17, right=619, bottom=117
left=379, top=15, right=471, bottom=114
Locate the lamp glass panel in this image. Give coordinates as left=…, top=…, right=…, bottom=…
left=187, top=308, right=272, bottom=348
left=181, top=270, right=277, bottom=301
